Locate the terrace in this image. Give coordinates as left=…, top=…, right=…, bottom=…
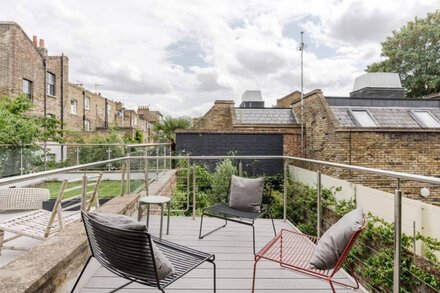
left=0, top=147, right=439, bottom=293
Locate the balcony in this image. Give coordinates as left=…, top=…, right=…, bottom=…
left=0, top=151, right=439, bottom=293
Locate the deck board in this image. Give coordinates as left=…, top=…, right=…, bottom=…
left=78, top=216, right=365, bottom=292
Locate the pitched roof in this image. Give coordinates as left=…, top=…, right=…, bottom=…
left=234, top=108, right=296, bottom=125
left=331, top=106, right=440, bottom=128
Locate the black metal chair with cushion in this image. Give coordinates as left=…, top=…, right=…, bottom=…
left=199, top=175, right=276, bottom=255
left=72, top=211, right=216, bottom=293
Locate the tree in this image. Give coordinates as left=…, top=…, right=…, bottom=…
left=0, top=95, right=64, bottom=175
left=367, top=10, right=440, bottom=97
left=153, top=116, right=192, bottom=145
left=0, top=95, right=63, bottom=144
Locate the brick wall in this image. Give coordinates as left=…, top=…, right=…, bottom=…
left=192, top=100, right=235, bottom=130
left=292, top=91, right=440, bottom=203
left=0, top=23, right=45, bottom=116
left=67, top=84, right=121, bottom=131
left=277, top=90, right=301, bottom=108
left=66, top=84, right=86, bottom=130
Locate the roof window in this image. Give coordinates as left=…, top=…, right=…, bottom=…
left=349, top=109, right=377, bottom=127
left=411, top=110, right=440, bottom=128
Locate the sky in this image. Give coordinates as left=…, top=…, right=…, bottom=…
left=1, top=0, right=438, bottom=117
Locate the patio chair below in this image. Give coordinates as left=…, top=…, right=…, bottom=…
left=72, top=211, right=216, bottom=293
left=252, top=212, right=367, bottom=293
left=199, top=175, right=276, bottom=255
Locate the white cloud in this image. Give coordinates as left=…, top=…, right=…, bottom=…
left=1, top=0, right=438, bottom=116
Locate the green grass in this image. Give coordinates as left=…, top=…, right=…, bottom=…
left=32, top=180, right=124, bottom=199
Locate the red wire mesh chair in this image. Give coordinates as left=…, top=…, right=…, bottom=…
left=252, top=218, right=367, bottom=293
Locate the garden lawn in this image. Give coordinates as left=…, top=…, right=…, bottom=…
left=32, top=180, right=123, bottom=199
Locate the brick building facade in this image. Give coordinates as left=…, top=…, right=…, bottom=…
left=0, top=21, right=159, bottom=142
left=290, top=76, right=440, bottom=203
left=177, top=93, right=301, bottom=174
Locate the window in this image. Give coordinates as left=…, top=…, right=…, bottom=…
left=349, top=109, right=377, bottom=127
left=71, top=99, right=78, bottom=114
left=85, top=96, right=90, bottom=110
left=412, top=110, right=440, bottom=128
left=84, top=119, right=90, bottom=131
left=23, top=79, right=33, bottom=99
left=47, top=72, right=55, bottom=96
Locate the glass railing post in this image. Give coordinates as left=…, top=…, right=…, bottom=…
left=169, top=145, right=172, bottom=169
left=192, top=163, right=196, bottom=220
left=121, top=164, right=126, bottom=196
left=239, top=160, right=243, bottom=177
left=187, top=157, right=190, bottom=209
left=107, top=147, right=112, bottom=171
left=43, top=142, right=47, bottom=171
left=81, top=172, right=87, bottom=211
left=144, top=148, right=149, bottom=196
left=127, top=151, right=131, bottom=194
left=393, top=178, right=402, bottom=293
left=283, top=161, right=288, bottom=222
left=76, top=146, right=80, bottom=165
left=20, top=143, right=24, bottom=175
left=162, top=145, right=166, bottom=171
left=156, top=147, right=159, bottom=179
left=317, top=171, right=322, bottom=238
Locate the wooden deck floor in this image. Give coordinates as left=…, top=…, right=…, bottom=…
left=78, top=216, right=365, bottom=292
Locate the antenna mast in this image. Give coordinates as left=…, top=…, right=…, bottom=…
left=300, top=31, right=305, bottom=156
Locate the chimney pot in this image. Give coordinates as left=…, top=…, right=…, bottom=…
left=32, top=36, right=38, bottom=47
left=39, top=39, right=45, bottom=48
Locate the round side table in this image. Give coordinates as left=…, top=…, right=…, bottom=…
left=138, top=195, right=171, bottom=240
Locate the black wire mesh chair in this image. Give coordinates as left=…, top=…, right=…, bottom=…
left=199, top=181, right=276, bottom=255
left=72, top=211, right=216, bottom=293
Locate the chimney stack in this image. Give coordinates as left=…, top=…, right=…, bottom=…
left=36, top=38, right=48, bottom=57
left=32, top=36, right=38, bottom=47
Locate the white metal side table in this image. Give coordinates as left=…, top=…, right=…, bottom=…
left=138, top=195, right=171, bottom=240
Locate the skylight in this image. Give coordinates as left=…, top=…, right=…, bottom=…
left=412, top=111, right=440, bottom=128
left=349, top=110, right=377, bottom=127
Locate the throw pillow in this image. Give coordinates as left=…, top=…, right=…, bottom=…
left=228, top=175, right=264, bottom=213
left=151, top=240, right=177, bottom=280
left=310, top=208, right=364, bottom=270
left=88, top=212, right=146, bottom=231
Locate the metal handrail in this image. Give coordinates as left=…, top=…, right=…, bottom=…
left=0, top=157, right=124, bottom=186
left=130, top=155, right=440, bottom=185
left=2, top=154, right=440, bottom=186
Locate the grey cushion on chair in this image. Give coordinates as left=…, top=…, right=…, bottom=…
left=310, top=208, right=364, bottom=270
left=88, top=212, right=176, bottom=279
left=151, top=240, right=176, bottom=279
left=88, top=212, right=146, bottom=231
left=228, top=175, right=264, bottom=213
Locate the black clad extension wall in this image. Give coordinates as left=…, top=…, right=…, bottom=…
left=176, top=132, right=283, bottom=176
